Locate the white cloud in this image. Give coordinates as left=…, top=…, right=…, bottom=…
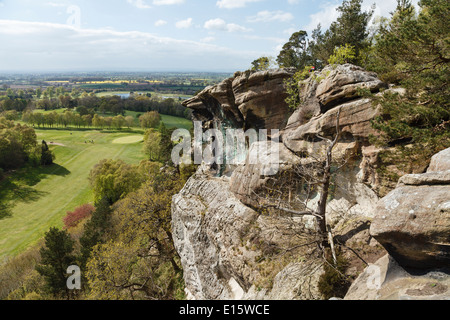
left=175, top=17, right=192, bottom=29
left=303, top=2, right=340, bottom=33
left=127, top=0, right=152, bottom=9
left=45, top=2, right=68, bottom=7
left=302, top=0, right=412, bottom=35
left=0, top=19, right=256, bottom=72
left=226, top=23, right=250, bottom=32
left=247, top=10, right=294, bottom=23
left=283, top=27, right=297, bottom=35
left=204, top=18, right=227, bottom=31
left=200, top=36, right=215, bottom=43
left=216, top=0, right=262, bottom=9
left=204, top=18, right=251, bottom=32
left=153, top=0, right=185, bottom=5
left=154, top=19, right=167, bottom=27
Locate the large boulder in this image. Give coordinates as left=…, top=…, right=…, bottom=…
left=315, top=64, right=387, bottom=110
left=183, top=68, right=295, bottom=131
left=344, top=254, right=450, bottom=300
left=232, top=69, right=295, bottom=131
left=370, top=148, right=450, bottom=269
left=428, top=148, right=450, bottom=172
left=283, top=97, right=380, bottom=156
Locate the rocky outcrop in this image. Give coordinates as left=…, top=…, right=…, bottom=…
left=344, top=254, right=450, bottom=300
left=183, top=68, right=295, bottom=131
left=370, top=147, right=450, bottom=270
left=315, top=64, right=387, bottom=110
left=172, top=64, right=449, bottom=300
left=172, top=165, right=326, bottom=300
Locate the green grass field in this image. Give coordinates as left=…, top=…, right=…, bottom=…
left=0, top=128, right=147, bottom=261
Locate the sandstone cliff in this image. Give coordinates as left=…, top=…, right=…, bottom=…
left=172, top=64, right=450, bottom=300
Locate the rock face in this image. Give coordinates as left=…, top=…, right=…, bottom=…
left=370, top=148, right=450, bottom=270
left=172, top=65, right=449, bottom=300
left=315, top=64, right=387, bottom=111
left=345, top=254, right=450, bottom=300
left=183, top=68, right=295, bottom=131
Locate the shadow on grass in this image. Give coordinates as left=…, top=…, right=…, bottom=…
left=0, top=203, right=12, bottom=220
left=0, top=163, right=69, bottom=220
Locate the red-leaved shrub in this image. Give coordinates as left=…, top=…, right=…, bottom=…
left=63, top=204, right=95, bottom=229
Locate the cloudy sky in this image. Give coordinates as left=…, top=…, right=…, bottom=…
left=0, top=0, right=404, bottom=72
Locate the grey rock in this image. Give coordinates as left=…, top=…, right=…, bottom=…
left=428, top=148, right=450, bottom=173
left=344, top=254, right=450, bottom=300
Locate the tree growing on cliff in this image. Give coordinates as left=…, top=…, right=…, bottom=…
left=256, top=109, right=344, bottom=265
left=277, top=30, right=312, bottom=70
left=367, top=0, right=450, bottom=177
left=280, top=0, right=373, bottom=69
left=250, top=56, right=274, bottom=71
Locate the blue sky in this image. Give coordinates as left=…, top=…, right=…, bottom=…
left=0, top=0, right=404, bottom=72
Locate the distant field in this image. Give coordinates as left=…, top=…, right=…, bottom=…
left=112, top=135, right=143, bottom=144
left=95, top=90, right=192, bottom=100
left=160, top=114, right=192, bottom=130
left=30, top=108, right=193, bottom=130
left=0, top=128, right=146, bottom=261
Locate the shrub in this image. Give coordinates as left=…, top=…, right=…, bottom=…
left=63, top=204, right=95, bottom=229
left=327, top=44, right=356, bottom=65
left=318, top=249, right=351, bottom=299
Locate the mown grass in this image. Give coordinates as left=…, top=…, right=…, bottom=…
left=0, top=128, right=146, bottom=261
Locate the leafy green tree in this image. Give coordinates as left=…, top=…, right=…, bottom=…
left=85, top=171, right=186, bottom=300
left=112, top=115, right=126, bottom=129
left=251, top=56, right=272, bottom=71
left=35, top=227, right=76, bottom=298
left=139, top=111, right=161, bottom=129
left=35, top=88, right=42, bottom=99
left=0, top=119, right=38, bottom=170
left=125, top=115, right=135, bottom=128
left=143, top=128, right=161, bottom=161
left=277, top=30, right=311, bottom=70
left=88, top=159, right=143, bottom=204
left=284, top=65, right=315, bottom=110
left=328, top=44, right=356, bottom=65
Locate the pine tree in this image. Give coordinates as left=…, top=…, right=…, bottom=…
left=40, top=140, right=54, bottom=166
left=158, top=122, right=174, bottom=164
left=276, top=30, right=311, bottom=70
left=79, top=197, right=113, bottom=271
left=369, top=0, right=450, bottom=175
left=36, top=227, right=75, bottom=298
left=308, top=0, right=374, bottom=66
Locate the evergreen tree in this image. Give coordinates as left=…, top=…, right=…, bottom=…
left=79, top=197, right=113, bottom=271
left=277, top=30, right=311, bottom=70
left=308, top=0, right=374, bottom=66
left=40, top=140, right=54, bottom=166
left=157, top=122, right=174, bottom=164
left=369, top=0, right=449, bottom=176
left=35, top=227, right=76, bottom=298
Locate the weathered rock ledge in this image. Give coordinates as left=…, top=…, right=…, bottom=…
left=172, top=65, right=449, bottom=300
